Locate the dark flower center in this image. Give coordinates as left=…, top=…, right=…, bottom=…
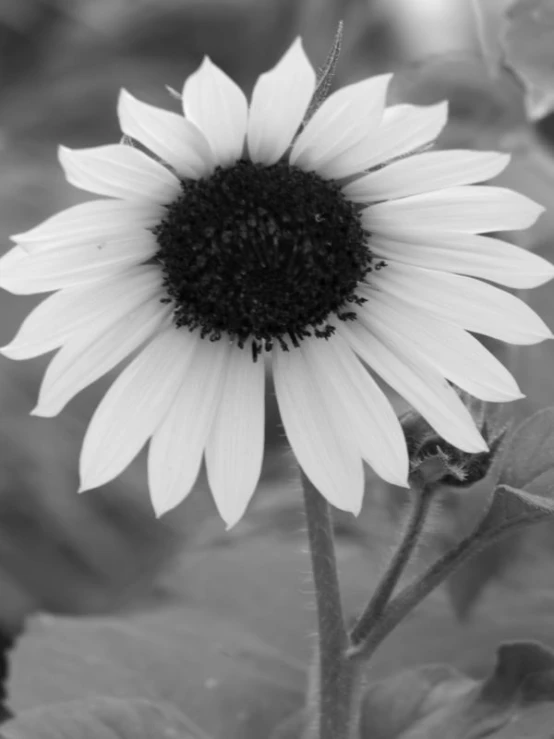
left=153, top=159, right=381, bottom=360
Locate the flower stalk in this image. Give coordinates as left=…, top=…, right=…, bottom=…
left=349, top=471, right=434, bottom=650
left=301, top=470, right=362, bottom=739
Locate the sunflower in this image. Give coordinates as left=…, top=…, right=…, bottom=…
left=1, top=39, right=552, bottom=526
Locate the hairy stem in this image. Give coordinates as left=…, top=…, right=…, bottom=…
left=301, top=470, right=361, bottom=739
left=347, top=514, right=535, bottom=662
left=350, top=476, right=433, bottom=647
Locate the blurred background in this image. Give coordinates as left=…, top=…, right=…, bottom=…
left=0, top=0, right=554, bottom=676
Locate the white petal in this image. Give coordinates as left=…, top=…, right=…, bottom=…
left=357, top=101, right=448, bottom=170
left=371, top=262, right=552, bottom=344
left=304, top=333, right=409, bottom=487
left=290, top=74, right=392, bottom=177
left=339, top=320, right=487, bottom=452
left=183, top=57, right=248, bottom=167
left=1, top=266, right=162, bottom=359
left=247, top=38, right=315, bottom=165
left=364, top=186, right=544, bottom=234
left=33, top=300, right=170, bottom=417
left=79, top=327, right=198, bottom=492
left=0, top=233, right=157, bottom=294
left=148, top=336, right=229, bottom=517
left=370, top=230, right=554, bottom=289
left=344, top=150, right=510, bottom=203
left=118, top=89, right=214, bottom=179
left=12, top=199, right=163, bottom=252
left=58, top=144, right=180, bottom=203
left=272, top=341, right=364, bottom=513
left=360, top=288, right=523, bottom=401
left=206, top=342, right=265, bottom=527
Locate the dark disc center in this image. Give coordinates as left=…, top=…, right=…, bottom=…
left=153, top=159, right=378, bottom=358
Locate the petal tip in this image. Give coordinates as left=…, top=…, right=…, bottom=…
left=0, top=343, right=16, bottom=359
left=151, top=494, right=178, bottom=518
left=117, top=88, right=133, bottom=112
left=30, top=404, right=56, bottom=418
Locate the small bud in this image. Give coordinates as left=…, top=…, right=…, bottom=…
left=401, top=391, right=510, bottom=491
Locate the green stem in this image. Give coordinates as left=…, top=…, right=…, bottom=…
left=301, top=470, right=361, bottom=739
left=350, top=476, right=433, bottom=647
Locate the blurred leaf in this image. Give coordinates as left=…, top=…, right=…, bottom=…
left=7, top=607, right=303, bottom=739
left=478, top=484, right=554, bottom=534
left=445, top=538, right=514, bottom=621
left=490, top=704, right=554, bottom=737
left=157, top=518, right=397, bottom=664
left=443, top=410, right=554, bottom=618
left=0, top=697, right=199, bottom=739
left=360, top=663, right=472, bottom=739
left=503, top=0, right=554, bottom=120
left=492, top=129, right=554, bottom=250
left=471, top=0, right=514, bottom=76
left=499, top=408, right=554, bottom=493
left=360, top=641, right=554, bottom=738
left=0, top=414, right=202, bottom=628
left=443, top=409, right=554, bottom=620
left=389, top=54, right=526, bottom=147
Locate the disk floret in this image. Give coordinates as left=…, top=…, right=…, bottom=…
left=153, top=159, right=375, bottom=357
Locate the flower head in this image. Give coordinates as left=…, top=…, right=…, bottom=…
left=1, top=38, right=552, bottom=526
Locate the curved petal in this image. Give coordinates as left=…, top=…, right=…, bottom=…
left=359, top=288, right=523, bottom=401
left=344, top=150, right=510, bottom=203
left=272, top=341, right=364, bottom=513
left=58, top=144, right=180, bottom=203
left=148, top=335, right=229, bottom=517
left=1, top=265, right=162, bottom=359
left=370, top=262, right=552, bottom=344
left=183, top=57, right=248, bottom=167
left=118, top=89, right=214, bottom=178
left=290, top=74, right=392, bottom=177
left=304, top=332, right=409, bottom=486
left=357, top=102, right=448, bottom=171
left=0, top=233, right=157, bottom=294
left=247, top=38, right=315, bottom=165
left=79, top=326, right=198, bottom=492
left=206, top=341, right=265, bottom=527
left=12, top=199, right=164, bottom=252
left=369, top=230, right=554, bottom=289
left=339, top=320, right=487, bottom=452
left=33, top=300, right=170, bottom=417
left=363, top=186, right=544, bottom=234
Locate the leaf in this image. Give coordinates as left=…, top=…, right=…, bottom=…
left=0, top=697, right=198, bottom=739
left=7, top=607, right=303, bottom=739
left=499, top=408, right=554, bottom=493
left=445, top=409, right=554, bottom=621
left=360, top=641, right=554, bottom=738
left=471, top=0, right=513, bottom=76
left=443, top=474, right=554, bottom=620
left=445, top=537, right=514, bottom=621
left=479, top=641, right=554, bottom=703
left=477, top=484, right=554, bottom=537
left=493, top=704, right=554, bottom=737
left=359, top=663, right=472, bottom=739
left=502, top=0, right=554, bottom=120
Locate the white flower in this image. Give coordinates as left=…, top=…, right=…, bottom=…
left=1, top=38, right=552, bottom=527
